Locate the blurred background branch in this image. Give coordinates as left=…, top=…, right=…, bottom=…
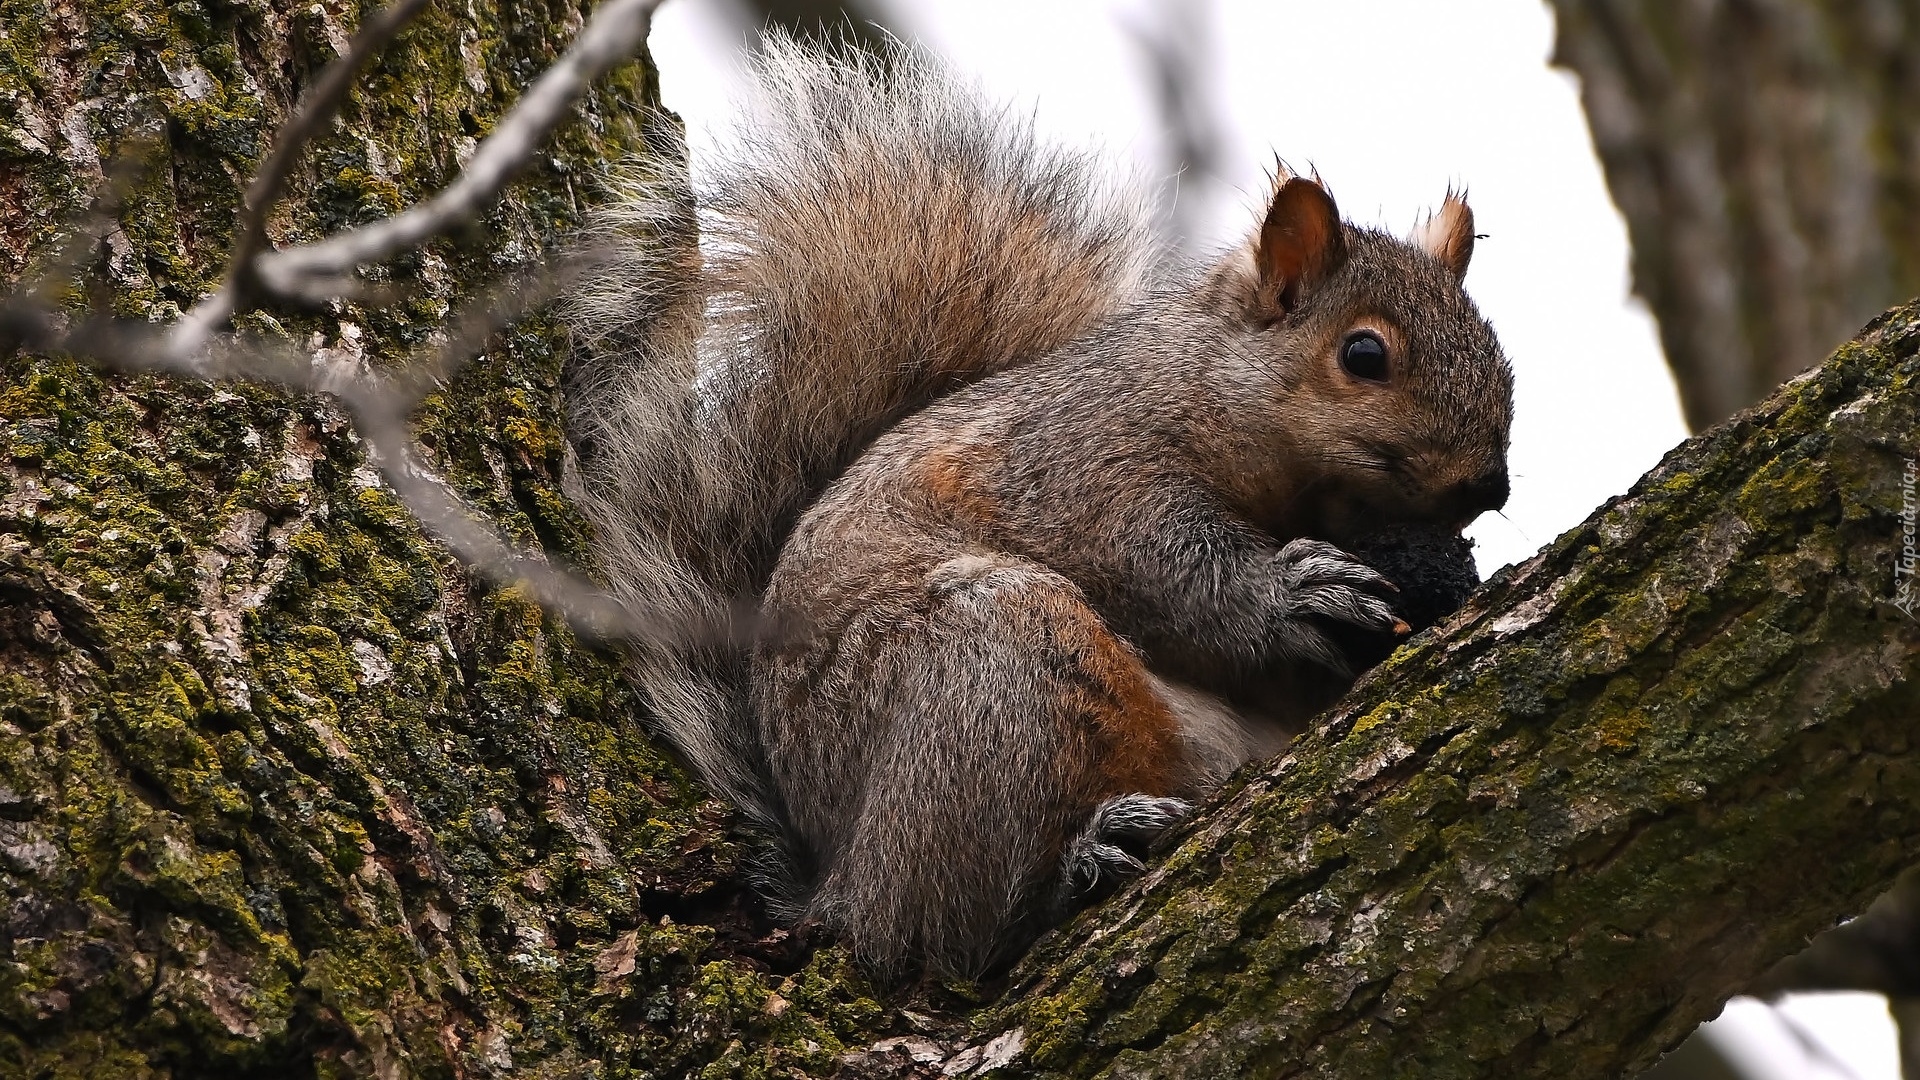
left=736, top=0, right=897, bottom=53
left=1548, top=0, right=1920, bottom=431
left=1755, top=870, right=1920, bottom=1078
left=1122, top=0, right=1233, bottom=255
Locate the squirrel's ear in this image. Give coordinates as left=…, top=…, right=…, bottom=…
left=1411, top=191, right=1475, bottom=281
left=1255, top=177, right=1346, bottom=319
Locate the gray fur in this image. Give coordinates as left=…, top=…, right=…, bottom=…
left=563, top=38, right=1150, bottom=867
left=566, top=37, right=1513, bottom=979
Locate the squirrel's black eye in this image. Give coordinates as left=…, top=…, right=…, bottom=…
left=1340, top=332, right=1389, bottom=382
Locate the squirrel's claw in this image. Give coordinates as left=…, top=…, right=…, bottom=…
left=1271, top=537, right=1410, bottom=668
left=1274, top=538, right=1405, bottom=627
left=1059, top=794, right=1192, bottom=901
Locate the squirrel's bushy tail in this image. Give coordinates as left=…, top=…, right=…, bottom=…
left=563, top=36, right=1151, bottom=876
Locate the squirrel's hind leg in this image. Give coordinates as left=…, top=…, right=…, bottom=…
left=759, top=550, right=1197, bottom=981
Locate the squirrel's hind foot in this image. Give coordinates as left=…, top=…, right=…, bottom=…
left=1059, top=794, right=1191, bottom=902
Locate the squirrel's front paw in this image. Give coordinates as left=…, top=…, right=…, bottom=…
left=1270, top=537, right=1408, bottom=671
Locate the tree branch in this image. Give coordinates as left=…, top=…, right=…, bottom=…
left=1122, top=0, right=1231, bottom=254
left=847, top=302, right=1920, bottom=1078
left=174, top=0, right=666, bottom=359
left=1548, top=0, right=1920, bottom=430
left=4, top=1, right=1917, bottom=1074
left=252, top=0, right=665, bottom=298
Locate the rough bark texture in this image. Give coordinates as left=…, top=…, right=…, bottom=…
left=1548, top=0, right=1920, bottom=431
left=2, top=2, right=1919, bottom=1078
left=963, top=301, right=1920, bottom=1078
left=0, top=2, right=891, bottom=1078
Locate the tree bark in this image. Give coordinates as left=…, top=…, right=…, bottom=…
left=3, top=3, right=1919, bottom=1078
left=1548, top=0, right=1920, bottom=431
left=0, top=2, right=794, bottom=1076
left=964, top=301, right=1920, bottom=1077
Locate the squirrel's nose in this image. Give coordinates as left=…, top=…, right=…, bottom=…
left=1444, top=467, right=1509, bottom=521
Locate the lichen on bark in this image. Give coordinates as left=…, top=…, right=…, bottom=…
left=0, top=1, right=895, bottom=1076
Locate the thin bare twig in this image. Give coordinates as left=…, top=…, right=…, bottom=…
left=1765, top=1000, right=1866, bottom=1080
left=389, top=247, right=609, bottom=406
left=329, top=365, right=681, bottom=643
left=173, top=0, right=434, bottom=358
left=236, top=0, right=434, bottom=266
left=6, top=302, right=724, bottom=644
left=5, top=0, right=711, bottom=646
left=1122, top=0, right=1231, bottom=255
left=253, top=0, right=665, bottom=299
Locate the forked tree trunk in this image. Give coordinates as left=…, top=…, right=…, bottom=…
left=2, top=2, right=1918, bottom=1077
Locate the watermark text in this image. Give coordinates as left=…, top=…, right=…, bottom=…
left=1897, top=457, right=1918, bottom=618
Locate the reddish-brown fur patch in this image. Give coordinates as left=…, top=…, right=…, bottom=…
left=914, top=442, right=1002, bottom=526
left=1037, top=590, right=1187, bottom=797
left=1256, top=178, right=1347, bottom=318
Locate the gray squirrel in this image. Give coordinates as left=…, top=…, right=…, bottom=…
left=563, top=36, right=1512, bottom=981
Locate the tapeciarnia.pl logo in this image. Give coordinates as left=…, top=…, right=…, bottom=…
left=1897, top=458, right=1918, bottom=619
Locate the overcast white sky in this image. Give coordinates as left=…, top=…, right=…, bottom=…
left=644, top=3, right=1903, bottom=1073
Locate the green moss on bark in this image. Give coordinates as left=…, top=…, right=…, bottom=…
left=6, top=2, right=1917, bottom=1076
left=0, top=1, right=891, bottom=1076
